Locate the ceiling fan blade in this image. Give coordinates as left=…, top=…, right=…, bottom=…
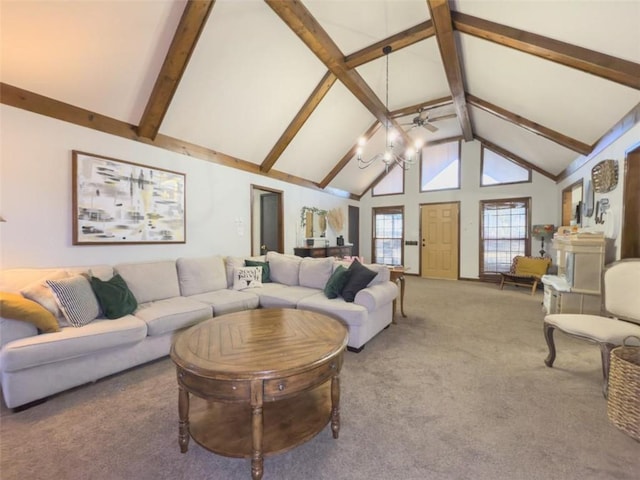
left=422, top=123, right=438, bottom=133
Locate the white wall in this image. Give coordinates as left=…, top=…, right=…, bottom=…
left=556, top=123, right=640, bottom=262
left=0, top=105, right=353, bottom=269
left=359, top=140, right=558, bottom=278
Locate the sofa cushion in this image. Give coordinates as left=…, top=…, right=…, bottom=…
left=0, top=316, right=147, bottom=373
left=116, top=261, right=180, bottom=304
left=89, top=274, right=138, bottom=319
left=257, top=285, right=319, bottom=309
left=266, top=252, right=302, bottom=286
left=188, top=289, right=260, bottom=316
left=176, top=256, right=227, bottom=297
left=46, top=275, right=101, bottom=327
left=341, top=260, right=378, bottom=303
left=324, top=265, right=350, bottom=299
left=133, top=297, right=211, bottom=336
left=299, top=257, right=334, bottom=289
left=0, top=292, right=60, bottom=333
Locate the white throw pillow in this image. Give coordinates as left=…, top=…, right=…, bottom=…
left=232, top=267, right=263, bottom=291
left=46, top=275, right=100, bottom=327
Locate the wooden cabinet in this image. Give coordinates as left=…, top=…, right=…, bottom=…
left=294, top=245, right=352, bottom=258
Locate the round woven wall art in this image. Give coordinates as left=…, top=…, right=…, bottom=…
left=591, top=159, right=618, bottom=193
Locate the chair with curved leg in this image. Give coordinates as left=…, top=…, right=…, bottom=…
left=543, top=259, right=640, bottom=396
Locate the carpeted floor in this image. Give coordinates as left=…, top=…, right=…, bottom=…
left=1, top=277, right=638, bottom=480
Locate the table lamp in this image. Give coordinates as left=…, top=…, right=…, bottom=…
left=531, top=224, right=555, bottom=257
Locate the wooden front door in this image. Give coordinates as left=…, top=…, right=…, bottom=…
left=420, top=202, right=459, bottom=279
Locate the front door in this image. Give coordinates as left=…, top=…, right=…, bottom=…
left=420, top=202, right=459, bottom=279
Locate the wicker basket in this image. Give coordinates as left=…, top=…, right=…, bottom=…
left=607, top=336, right=640, bottom=441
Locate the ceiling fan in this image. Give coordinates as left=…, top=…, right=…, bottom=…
left=401, top=108, right=438, bottom=133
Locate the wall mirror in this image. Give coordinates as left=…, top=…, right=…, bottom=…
left=300, top=207, right=327, bottom=238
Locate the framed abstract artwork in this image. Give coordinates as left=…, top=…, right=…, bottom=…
left=72, top=151, right=186, bottom=245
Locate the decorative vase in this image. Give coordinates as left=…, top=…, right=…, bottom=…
left=337, top=235, right=344, bottom=246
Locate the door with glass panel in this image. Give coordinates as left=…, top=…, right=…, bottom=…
left=420, top=202, right=459, bottom=279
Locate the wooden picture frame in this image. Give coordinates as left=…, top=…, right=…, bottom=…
left=72, top=150, right=186, bottom=245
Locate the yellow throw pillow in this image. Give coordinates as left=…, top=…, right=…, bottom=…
left=515, top=257, right=551, bottom=277
left=0, top=292, right=60, bottom=333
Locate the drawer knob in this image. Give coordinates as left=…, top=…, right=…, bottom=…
left=330, top=362, right=336, bottom=370
left=278, top=383, right=285, bottom=391
left=232, top=385, right=237, bottom=391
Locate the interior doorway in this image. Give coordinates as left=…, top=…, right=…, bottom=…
left=348, top=205, right=359, bottom=256
left=250, top=185, right=283, bottom=256
left=419, top=202, right=459, bottom=279
left=561, top=180, right=583, bottom=227
left=621, top=144, right=640, bottom=258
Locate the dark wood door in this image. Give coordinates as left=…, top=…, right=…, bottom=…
left=621, top=145, right=640, bottom=258
left=348, top=205, right=359, bottom=256
left=260, top=193, right=279, bottom=254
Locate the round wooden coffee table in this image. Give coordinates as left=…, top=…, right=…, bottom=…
left=170, top=308, right=348, bottom=480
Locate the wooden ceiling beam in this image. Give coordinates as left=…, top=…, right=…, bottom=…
left=260, top=71, right=337, bottom=173
left=1, top=83, right=358, bottom=200
left=558, top=102, right=640, bottom=182
left=137, top=0, right=215, bottom=140
left=344, top=20, right=435, bottom=69
left=467, top=94, right=592, bottom=155
left=452, top=11, right=640, bottom=90
left=265, top=0, right=411, bottom=146
left=426, top=0, right=473, bottom=141
left=319, top=122, right=381, bottom=189
left=474, top=134, right=557, bottom=181
left=391, top=96, right=452, bottom=118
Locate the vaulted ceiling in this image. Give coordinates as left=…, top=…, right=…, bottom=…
left=2, top=0, right=639, bottom=199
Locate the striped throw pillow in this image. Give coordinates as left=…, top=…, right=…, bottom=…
left=46, top=275, right=100, bottom=327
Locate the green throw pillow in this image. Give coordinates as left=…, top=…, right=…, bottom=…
left=341, top=259, right=377, bottom=303
left=244, top=260, right=271, bottom=283
left=89, top=274, right=138, bottom=319
left=324, top=265, right=350, bottom=299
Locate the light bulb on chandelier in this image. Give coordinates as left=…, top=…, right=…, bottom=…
left=356, top=45, right=424, bottom=171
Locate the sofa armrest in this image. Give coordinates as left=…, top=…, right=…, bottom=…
left=354, top=282, right=398, bottom=312
left=0, top=317, right=38, bottom=349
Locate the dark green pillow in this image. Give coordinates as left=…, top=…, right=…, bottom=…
left=89, top=274, right=137, bottom=319
left=341, top=260, right=377, bottom=303
left=245, top=260, right=271, bottom=283
left=324, top=265, right=350, bottom=299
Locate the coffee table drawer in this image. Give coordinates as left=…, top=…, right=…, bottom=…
left=263, top=356, right=342, bottom=399
left=178, top=369, right=250, bottom=401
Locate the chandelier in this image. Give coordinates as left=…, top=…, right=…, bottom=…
left=357, top=45, right=423, bottom=171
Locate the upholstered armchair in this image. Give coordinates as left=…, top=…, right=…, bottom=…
left=543, top=259, right=640, bottom=396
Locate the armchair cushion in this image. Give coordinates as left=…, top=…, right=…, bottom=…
left=513, top=256, right=551, bottom=277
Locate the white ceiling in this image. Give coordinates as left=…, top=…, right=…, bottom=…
left=1, top=0, right=639, bottom=198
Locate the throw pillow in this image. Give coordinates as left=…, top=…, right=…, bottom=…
left=20, top=270, right=69, bottom=326
left=232, top=266, right=263, bottom=290
left=323, top=265, right=350, bottom=299
left=89, top=274, right=138, bottom=319
left=0, top=292, right=60, bottom=333
left=46, top=275, right=101, bottom=327
left=244, top=260, right=271, bottom=283
left=341, top=259, right=377, bottom=303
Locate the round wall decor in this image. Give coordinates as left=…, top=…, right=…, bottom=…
left=591, top=159, right=618, bottom=193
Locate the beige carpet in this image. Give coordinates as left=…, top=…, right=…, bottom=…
left=1, top=277, right=638, bottom=480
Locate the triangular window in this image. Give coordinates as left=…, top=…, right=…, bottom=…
left=481, top=147, right=531, bottom=186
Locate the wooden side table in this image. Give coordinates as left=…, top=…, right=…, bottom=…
left=170, top=308, right=348, bottom=480
left=389, top=266, right=408, bottom=323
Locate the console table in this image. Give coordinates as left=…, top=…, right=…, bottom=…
left=294, top=245, right=352, bottom=258
left=170, top=308, right=348, bottom=480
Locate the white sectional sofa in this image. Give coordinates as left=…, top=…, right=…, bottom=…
left=0, top=252, right=397, bottom=409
